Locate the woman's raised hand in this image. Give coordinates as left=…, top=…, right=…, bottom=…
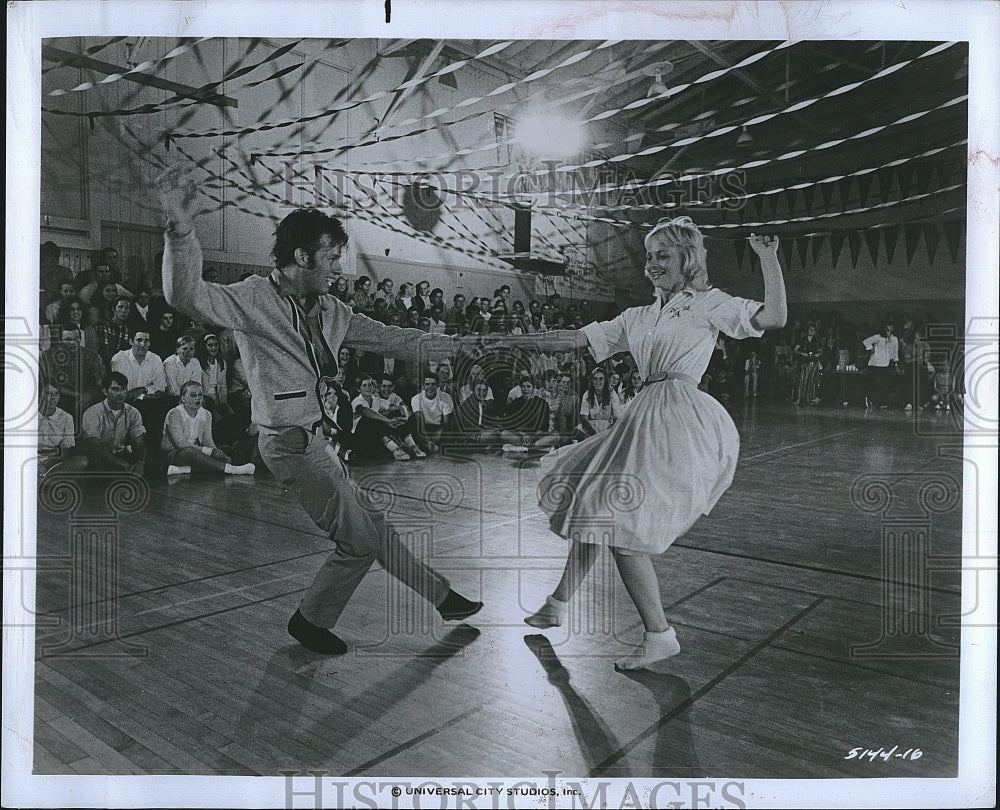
left=748, top=232, right=779, bottom=258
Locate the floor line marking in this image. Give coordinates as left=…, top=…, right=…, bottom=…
left=588, top=596, right=825, bottom=776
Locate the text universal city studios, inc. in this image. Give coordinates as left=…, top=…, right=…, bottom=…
left=280, top=773, right=748, bottom=809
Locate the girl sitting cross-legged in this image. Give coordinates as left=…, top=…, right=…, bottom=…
left=161, top=380, right=255, bottom=476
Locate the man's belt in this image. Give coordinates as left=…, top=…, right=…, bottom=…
left=644, top=371, right=699, bottom=386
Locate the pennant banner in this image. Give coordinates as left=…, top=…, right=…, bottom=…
left=864, top=230, right=881, bottom=265
left=847, top=232, right=863, bottom=267
left=839, top=177, right=855, bottom=213
left=830, top=232, right=846, bottom=266
left=796, top=235, right=810, bottom=269
left=734, top=238, right=749, bottom=272
left=914, top=162, right=934, bottom=195
left=943, top=220, right=963, bottom=263
left=811, top=233, right=828, bottom=265
left=904, top=223, right=923, bottom=265
left=857, top=172, right=875, bottom=208
left=924, top=223, right=940, bottom=264
left=884, top=225, right=900, bottom=263
left=877, top=166, right=898, bottom=201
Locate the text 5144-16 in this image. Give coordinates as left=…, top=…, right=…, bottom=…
left=845, top=745, right=923, bottom=762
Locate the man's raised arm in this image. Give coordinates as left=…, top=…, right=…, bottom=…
left=155, top=165, right=258, bottom=331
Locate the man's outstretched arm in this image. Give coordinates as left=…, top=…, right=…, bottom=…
left=155, top=165, right=259, bottom=331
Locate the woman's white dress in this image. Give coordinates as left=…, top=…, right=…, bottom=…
left=538, top=288, right=763, bottom=554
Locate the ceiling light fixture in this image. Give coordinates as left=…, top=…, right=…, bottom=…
left=737, top=125, right=754, bottom=146
left=643, top=61, right=675, bottom=98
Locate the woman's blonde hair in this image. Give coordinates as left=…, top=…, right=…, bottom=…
left=644, top=215, right=711, bottom=290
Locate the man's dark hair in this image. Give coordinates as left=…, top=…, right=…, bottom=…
left=104, top=371, right=129, bottom=390
left=41, top=241, right=61, bottom=260
left=272, top=208, right=348, bottom=269
left=423, top=372, right=440, bottom=383
left=431, top=287, right=443, bottom=298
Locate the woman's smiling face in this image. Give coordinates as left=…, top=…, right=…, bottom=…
left=644, top=233, right=687, bottom=294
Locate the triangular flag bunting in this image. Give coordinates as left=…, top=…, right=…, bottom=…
left=811, top=233, right=828, bottom=265
left=770, top=192, right=786, bottom=219
left=839, top=177, right=855, bottom=212
left=802, top=185, right=814, bottom=215
left=820, top=181, right=836, bottom=212
left=864, top=230, right=881, bottom=265
left=904, top=224, right=923, bottom=266
left=830, top=232, right=847, bottom=266
left=897, top=164, right=917, bottom=197
left=935, top=159, right=953, bottom=187
left=884, top=225, right=900, bottom=263
left=924, top=224, right=940, bottom=265
left=847, top=232, right=863, bottom=268
left=877, top=167, right=898, bottom=200
left=856, top=172, right=875, bottom=207
left=734, top=238, right=748, bottom=272
left=784, top=187, right=798, bottom=215
left=927, top=162, right=941, bottom=193
left=915, top=163, right=934, bottom=195
left=943, top=220, right=963, bottom=263
left=796, top=235, right=810, bottom=268
left=751, top=196, right=765, bottom=221
left=780, top=238, right=795, bottom=271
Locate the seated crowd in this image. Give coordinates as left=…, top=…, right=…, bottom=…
left=37, top=241, right=962, bottom=479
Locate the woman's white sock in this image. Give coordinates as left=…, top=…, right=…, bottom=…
left=524, top=595, right=568, bottom=629
left=615, top=627, right=681, bottom=671
left=224, top=462, right=255, bottom=475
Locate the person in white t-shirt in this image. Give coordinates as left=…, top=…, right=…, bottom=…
left=351, top=375, right=425, bottom=461
left=410, top=372, right=454, bottom=453
left=163, top=335, right=202, bottom=395
left=160, top=381, right=255, bottom=476
left=37, top=383, right=88, bottom=476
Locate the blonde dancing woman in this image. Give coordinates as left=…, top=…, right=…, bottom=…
left=515, top=217, right=786, bottom=670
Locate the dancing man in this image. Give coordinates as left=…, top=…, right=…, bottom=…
left=509, top=217, right=786, bottom=671
left=156, top=166, right=482, bottom=656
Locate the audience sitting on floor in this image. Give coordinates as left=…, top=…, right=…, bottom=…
left=453, top=379, right=502, bottom=449
left=161, top=381, right=255, bottom=476
left=42, top=239, right=948, bottom=484
left=37, top=383, right=89, bottom=477
left=351, top=374, right=426, bottom=461
left=410, top=371, right=454, bottom=454
left=80, top=372, right=147, bottom=475
left=163, top=335, right=202, bottom=397
left=111, top=327, right=173, bottom=456
left=500, top=376, right=551, bottom=453
left=198, top=332, right=237, bottom=441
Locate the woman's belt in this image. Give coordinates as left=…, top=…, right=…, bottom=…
left=644, top=371, right=699, bottom=386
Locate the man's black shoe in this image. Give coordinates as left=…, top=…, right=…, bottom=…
left=288, top=609, right=348, bottom=655
left=437, top=590, right=483, bottom=621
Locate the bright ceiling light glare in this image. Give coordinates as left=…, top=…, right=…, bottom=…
left=514, top=111, right=586, bottom=159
